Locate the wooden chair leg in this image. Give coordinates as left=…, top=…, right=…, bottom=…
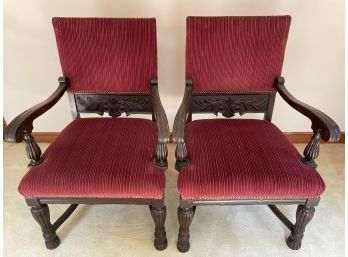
left=30, top=204, right=60, bottom=250
left=150, top=205, right=168, bottom=250
left=177, top=206, right=195, bottom=252
left=286, top=204, right=315, bottom=250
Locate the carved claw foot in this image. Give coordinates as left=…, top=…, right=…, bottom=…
left=177, top=236, right=190, bottom=253
left=154, top=237, right=168, bottom=251
left=286, top=235, right=302, bottom=250
left=44, top=235, right=61, bottom=250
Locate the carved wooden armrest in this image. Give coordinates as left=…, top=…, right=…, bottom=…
left=172, top=80, right=192, bottom=170
left=151, top=80, right=170, bottom=169
left=4, top=77, right=69, bottom=166
left=276, top=76, right=340, bottom=167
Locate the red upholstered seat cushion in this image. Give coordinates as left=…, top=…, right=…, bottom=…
left=178, top=119, right=325, bottom=199
left=18, top=118, right=165, bottom=199
left=186, top=16, right=291, bottom=93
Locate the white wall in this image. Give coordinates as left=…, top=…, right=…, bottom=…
left=4, top=0, right=345, bottom=133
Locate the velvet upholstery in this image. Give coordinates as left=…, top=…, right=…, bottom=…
left=186, top=16, right=291, bottom=93
left=178, top=119, right=325, bottom=200
left=53, top=18, right=157, bottom=93
left=19, top=118, right=165, bottom=199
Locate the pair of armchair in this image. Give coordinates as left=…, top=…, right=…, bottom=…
left=4, top=16, right=340, bottom=253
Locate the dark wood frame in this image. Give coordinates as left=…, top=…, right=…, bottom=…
left=172, top=76, right=340, bottom=252
left=4, top=77, right=169, bottom=251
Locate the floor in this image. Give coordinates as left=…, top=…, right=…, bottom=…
left=3, top=143, right=345, bottom=257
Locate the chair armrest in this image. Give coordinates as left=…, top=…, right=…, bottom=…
left=276, top=76, right=340, bottom=142
left=151, top=80, right=169, bottom=169
left=151, top=80, right=169, bottom=143
left=4, top=77, right=69, bottom=143
left=173, top=80, right=192, bottom=170
left=172, top=80, right=193, bottom=143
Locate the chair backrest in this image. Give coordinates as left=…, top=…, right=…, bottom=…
left=53, top=17, right=157, bottom=93
left=186, top=16, right=291, bottom=93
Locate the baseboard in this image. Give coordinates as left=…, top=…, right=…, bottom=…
left=284, top=132, right=345, bottom=144
left=32, top=131, right=345, bottom=144
left=32, top=132, right=60, bottom=143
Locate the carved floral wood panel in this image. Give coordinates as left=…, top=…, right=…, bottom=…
left=192, top=94, right=269, bottom=117
left=75, top=94, right=152, bottom=117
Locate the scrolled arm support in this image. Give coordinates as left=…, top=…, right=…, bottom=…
left=151, top=80, right=170, bottom=169
left=173, top=80, right=192, bottom=170
left=276, top=76, right=340, bottom=142
left=4, top=77, right=69, bottom=143
left=4, top=77, right=69, bottom=167
left=276, top=76, right=340, bottom=166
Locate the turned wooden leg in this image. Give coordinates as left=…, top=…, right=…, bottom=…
left=150, top=205, right=168, bottom=250
left=31, top=204, right=60, bottom=250
left=177, top=206, right=195, bottom=252
left=286, top=205, right=315, bottom=250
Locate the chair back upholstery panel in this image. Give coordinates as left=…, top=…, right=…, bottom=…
left=186, top=16, right=291, bottom=93
left=53, top=18, right=157, bottom=93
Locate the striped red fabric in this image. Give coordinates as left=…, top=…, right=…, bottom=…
left=178, top=119, right=325, bottom=199
left=18, top=118, right=165, bottom=198
left=53, top=18, right=157, bottom=93
left=186, top=16, right=291, bottom=93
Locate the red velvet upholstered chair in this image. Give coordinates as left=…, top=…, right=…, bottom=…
left=173, top=16, right=340, bottom=252
left=4, top=18, right=169, bottom=250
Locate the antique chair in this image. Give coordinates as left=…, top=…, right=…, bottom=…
left=4, top=18, right=169, bottom=250
left=173, top=16, right=340, bottom=252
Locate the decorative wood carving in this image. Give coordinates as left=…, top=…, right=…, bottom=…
left=192, top=94, right=269, bottom=117
left=31, top=204, right=60, bottom=250
left=177, top=207, right=195, bottom=253
left=175, top=142, right=189, bottom=171
left=286, top=205, right=315, bottom=250
left=24, top=131, right=44, bottom=167
left=302, top=130, right=321, bottom=168
left=150, top=205, right=168, bottom=250
left=154, top=143, right=168, bottom=169
left=75, top=94, right=152, bottom=117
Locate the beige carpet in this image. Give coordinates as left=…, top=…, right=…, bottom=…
left=3, top=143, right=344, bottom=257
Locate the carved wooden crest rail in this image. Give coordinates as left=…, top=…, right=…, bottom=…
left=75, top=94, right=152, bottom=117
left=192, top=94, right=269, bottom=117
